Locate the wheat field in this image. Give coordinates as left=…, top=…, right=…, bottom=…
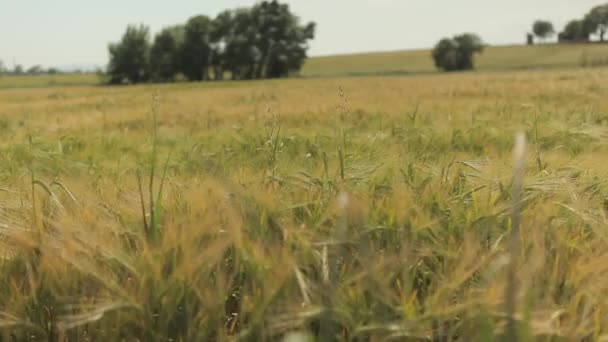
left=0, top=66, right=608, bottom=340
left=303, top=43, right=608, bottom=77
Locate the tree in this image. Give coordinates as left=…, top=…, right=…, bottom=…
left=533, top=20, right=555, bottom=42
left=26, top=65, right=44, bottom=75
left=249, top=1, right=315, bottom=79
left=209, top=2, right=316, bottom=81
left=432, top=33, right=484, bottom=72
left=0, top=60, right=5, bottom=75
left=209, top=10, right=234, bottom=80
left=222, top=8, right=262, bottom=80
left=107, top=24, right=151, bottom=84
left=264, top=22, right=315, bottom=78
left=251, top=1, right=289, bottom=78
left=584, top=4, right=608, bottom=42
left=150, top=25, right=184, bottom=82
left=13, top=65, right=24, bottom=75
left=453, top=34, right=484, bottom=69
left=559, top=19, right=589, bottom=42
left=433, top=38, right=461, bottom=71
left=105, top=1, right=316, bottom=83
left=181, top=15, right=213, bottom=81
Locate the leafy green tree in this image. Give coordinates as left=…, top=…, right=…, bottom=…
left=265, top=22, right=315, bottom=78
left=209, top=10, right=234, bottom=80
left=251, top=1, right=285, bottom=78
left=584, top=4, right=608, bottom=42
left=107, top=24, right=151, bottom=84
left=13, top=65, right=24, bottom=75
left=105, top=0, right=315, bottom=83
left=533, top=20, right=555, bottom=42
left=220, top=8, right=262, bottom=80
left=250, top=1, right=315, bottom=79
left=432, top=39, right=461, bottom=71
left=453, top=34, right=484, bottom=69
left=559, top=19, right=589, bottom=42
left=27, top=65, right=44, bottom=75
left=432, top=33, right=484, bottom=72
left=181, top=15, right=213, bottom=81
left=212, top=2, right=315, bottom=80
left=0, top=60, right=5, bottom=75
left=150, top=25, right=184, bottom=82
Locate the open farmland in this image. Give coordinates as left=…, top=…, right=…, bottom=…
left=1, top=66, right=608, bottom=340
left=304, top=43, right=608, bottom=77
left=5, top=43, right=608, bottom=89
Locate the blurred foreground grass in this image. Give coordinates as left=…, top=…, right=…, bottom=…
left=0, top=68, right=608, bottom=340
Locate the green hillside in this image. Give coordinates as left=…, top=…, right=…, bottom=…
left=2, top=43, right=608, bottom=89
left=302, top=43, right=608, bottom=77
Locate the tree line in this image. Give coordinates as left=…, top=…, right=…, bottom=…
left=432, top=3, right=608, bottom=72
left=0, top=61, right=64, bottom=76
left=105, top=1, right=315, bottom=85
left=531, top=4, right=608, bottom=43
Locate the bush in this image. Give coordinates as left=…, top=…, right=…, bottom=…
left=432, top=33, right=484, bottom=72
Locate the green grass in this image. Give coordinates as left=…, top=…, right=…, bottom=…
left=0, top=73, right=100, bottom=89
left=3, top=43, right=608, bottom=89
left=302, top=43, right=608, bottom=77
left=1, top=58, right=608, bottom=340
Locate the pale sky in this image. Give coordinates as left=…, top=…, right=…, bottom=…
left=0, top=0, right=605, bottom=69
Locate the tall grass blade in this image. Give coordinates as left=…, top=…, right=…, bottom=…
left=505, top=132, right=526, bottom=341
left=136, top=170, right=149, bottom=235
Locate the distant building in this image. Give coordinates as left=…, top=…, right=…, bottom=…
left=526, top=33, right=534, bottom=45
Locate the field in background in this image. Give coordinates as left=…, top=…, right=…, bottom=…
left=0, top=73, right=99, bottom=89
left=3, top=43, right=608, bottom=89
left=303, top=43, right=608, bottom=76
left=1, top=66, right=608, bottom=339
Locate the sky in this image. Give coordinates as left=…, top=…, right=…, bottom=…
left=0, top=0, right=606, bottom=70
